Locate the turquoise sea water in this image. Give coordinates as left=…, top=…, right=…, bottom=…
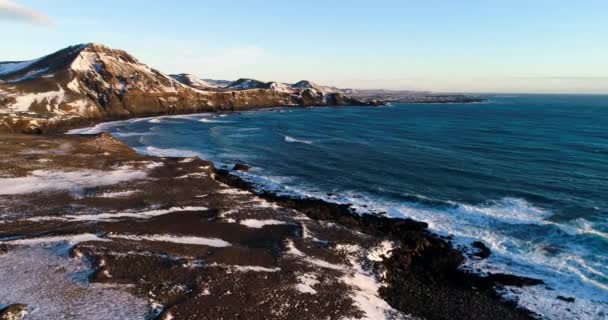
left=72, top=95, right=608, bottom=319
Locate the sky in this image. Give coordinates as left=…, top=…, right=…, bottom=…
left=1, top=0, right=607, bottom=93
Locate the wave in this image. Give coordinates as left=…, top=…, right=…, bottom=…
left=66, top=120, right=128, bottom=135
left=284, top=135, right=313, bottom=145
left=112, top=131, right=153, bottom=138
left=67, top=109, right=608, bottom=319
left=134, top=146, right=205, bottom=159
left=228, top=169, right=608, bottom=319
left=562, top=218, right=608, bottom=240
left=199, top=118, right=233, bottom=123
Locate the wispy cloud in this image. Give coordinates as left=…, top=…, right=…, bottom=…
left=0, top=0, right=51, bottom=25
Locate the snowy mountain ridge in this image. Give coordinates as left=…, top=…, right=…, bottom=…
left=0, top=43, right=373, bottom=133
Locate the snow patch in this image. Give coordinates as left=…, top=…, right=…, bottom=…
left=216, top=188, right=251, bottom=195
left=3, top=233, right=109, bottom=247
left=26, top=206, right=209, bottom=223
left=96, top=190, right=140, bottom=198
left=367, top=241, right=395, bottom=262
left=6, top=85, right=65, bottom=113
left=339, top=244, right=405, bottom=320
left=0, top=245, right=150, bottom=320
left=269, top=82, right=294, bottom=93
left=108, top=233, right=231, bottom=247
left=0, top=168, right=148, bottom=195
left=295, top=273, right=319, bottom=294
left=240, top=219, right=288, bottom=228
left=231, top=265, right=281, bottom=273
left=286, top=240, right=345, bottom=271
left=67, top=99, right=93, bottom=113
left=67, top=78, right=80, bottom=92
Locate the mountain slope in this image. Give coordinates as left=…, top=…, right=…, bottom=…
left=0, top=43, right=374, bottom=133
left=291, top=80, right=339, bottom=94
left=227, top=78, right=269, bottom=90
left=170, top=73, right=217, bottom=90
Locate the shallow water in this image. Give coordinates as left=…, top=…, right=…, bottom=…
left=71, top=94, right=608, bottom=319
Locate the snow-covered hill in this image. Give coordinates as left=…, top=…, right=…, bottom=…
left=170, top=73, right=217, bottom=90
left=0, top=43, right=374, bottom=133
left=0, top=43, right=199, bottom=117
left=227, top=78, right=269, bottom=90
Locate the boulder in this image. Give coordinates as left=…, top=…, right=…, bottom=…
left=232, top=163, right=251, bottom=171
left=472, top=241, right=491, bottom=259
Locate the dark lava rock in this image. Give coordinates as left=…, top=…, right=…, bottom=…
left=0, top=304, right=27, bottom=320
left=485, top=273, right=544, bottom=287
left=0, top=244, right=12, bottom=255
left=232, top=163, right=251, bottom=171
left=472, top=241, right=491, bottom=259
left=214, top=168, right=539, bottom=320
left=557, top=296, right=576, bottom=303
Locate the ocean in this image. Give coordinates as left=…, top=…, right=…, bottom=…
left=72, top=94, right=608, bottom=319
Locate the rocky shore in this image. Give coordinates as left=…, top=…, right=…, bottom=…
left=0, top=131, right=542, bottom=319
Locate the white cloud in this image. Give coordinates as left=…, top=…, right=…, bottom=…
left=0, top=0, right=51, bottom=25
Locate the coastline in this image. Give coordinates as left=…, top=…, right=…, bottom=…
left=0, top=110, right=543, bottom=319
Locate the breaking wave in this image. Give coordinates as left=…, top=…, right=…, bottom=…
left=199, top=118, right=233, bottom=123
left=284, top=135, right=312, bottom=145
left=66, top=96, right=608, bottom=319
left=134, top=146, right=204, bottom=159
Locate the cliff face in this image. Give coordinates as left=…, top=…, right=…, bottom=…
left=0, top=43, right=372, bottom=133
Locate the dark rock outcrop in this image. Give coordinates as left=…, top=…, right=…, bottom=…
left=0, top=244, right=11, bottom=255
left=0, top=304, right=27, bottom=320
left=557, top=295, right=576, bottom=303
left=232, top=163, right=251, bottom=171
left=472, top=240, right=492, bottom=259
left=212, top=168, right=542, bottom=320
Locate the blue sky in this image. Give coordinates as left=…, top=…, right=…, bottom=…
left=1, top=0, right=607, bottom=93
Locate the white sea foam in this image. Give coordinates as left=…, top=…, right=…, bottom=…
left=199, top=118, right=233, bottom=123
left=284, top=135, right=312, bottom=145
left=112, top=131, right=153, bottom=138
left=63, top=111, right=608, bottom=319
left=67, top=119, right=132, bottom=134
left=135, top=146, right=205, bottom=158
left=235, top=169, right=608, bottom=319
left=563, top=218, right=608, bottom=240
left=380, top=198, right=608, bottom=319
left=66, top=113, right=218, bottom=135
